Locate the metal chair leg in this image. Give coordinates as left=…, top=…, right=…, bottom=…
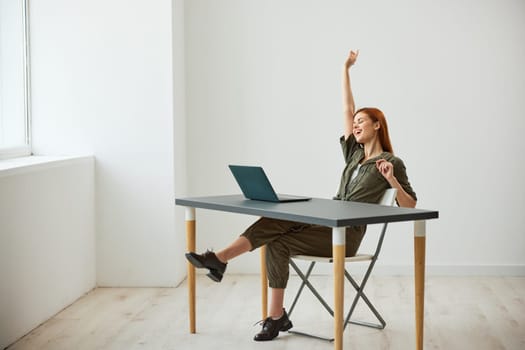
left=344, top=270, right=386, bottom=329
left=289, top=260, right=334, bottom=317
left=288, top=260, right=315, bottom=316
left=288, top=260, right=386, bottom=341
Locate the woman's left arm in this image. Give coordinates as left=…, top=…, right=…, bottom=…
left=376, top=159, right=417, bottom=208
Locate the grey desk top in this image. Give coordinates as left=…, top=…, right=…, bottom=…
left=176, top=195, right=438, bottom=227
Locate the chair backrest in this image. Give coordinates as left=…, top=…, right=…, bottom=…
left=378, top=188, right=397, bottom=207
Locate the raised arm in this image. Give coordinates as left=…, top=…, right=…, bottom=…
left=342, top=49, right=359, bottom=140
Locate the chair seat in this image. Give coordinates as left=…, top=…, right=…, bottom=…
left=292, top=253, right=374, bottom=263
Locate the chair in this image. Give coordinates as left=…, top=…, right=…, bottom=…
left=287, top=188, right=398, bottom=341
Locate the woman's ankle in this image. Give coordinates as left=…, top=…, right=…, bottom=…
left=270, top=311, right=284, bottom=320
left=215, top=251, right=227, bottom=264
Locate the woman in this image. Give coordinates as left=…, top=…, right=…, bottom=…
left=185, top=50, right=417, bottom=341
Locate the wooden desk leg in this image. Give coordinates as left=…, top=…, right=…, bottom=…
left=414, top=221, right=426, bottom=350
left=332, top=227, right=346, bottom=350
left=185, top=207, right=196, bottom=334
left=260, top=245, right=268, bottom=319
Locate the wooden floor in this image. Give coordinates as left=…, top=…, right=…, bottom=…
left=7, top=275, right=525, bottom=350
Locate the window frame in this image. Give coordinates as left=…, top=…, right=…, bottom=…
left=0, top=0, right=32, bottom=160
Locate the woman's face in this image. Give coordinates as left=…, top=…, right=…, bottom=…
left=353, top=112, right=379, bottom=143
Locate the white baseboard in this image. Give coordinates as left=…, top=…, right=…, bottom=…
left=221, top=264, right=525, bottom=277
left=422, top=264, right=525, bottom=276
left=289, top=264, right=525, bottom=277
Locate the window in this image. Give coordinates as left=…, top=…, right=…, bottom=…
left=0, top=0, right=31, bottom=159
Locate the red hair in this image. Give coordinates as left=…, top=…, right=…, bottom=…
left=354, top=107, right=394, bottom=154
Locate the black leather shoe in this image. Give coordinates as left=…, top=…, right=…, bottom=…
left=254, top=309, right=293, bottom=341
left=185, top=250, right=227, bottom=282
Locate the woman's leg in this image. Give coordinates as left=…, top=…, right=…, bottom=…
left=254, top=287, right=293, bottom=341
left=186, top=218, right=302, bottom=283
left=203, top=217, right=302, bottom=264
left=214, top=217, right=310, bottom=264
left=269, top=288, right=285, bottom=318
left=215, top=236, right=252, bottom=263
left=253, top=225, right=336, bottom=341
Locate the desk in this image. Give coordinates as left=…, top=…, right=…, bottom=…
left=176, top=195, right=438, bottom=350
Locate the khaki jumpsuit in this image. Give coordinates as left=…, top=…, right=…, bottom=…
left=242, top=135, right=417, bottom=288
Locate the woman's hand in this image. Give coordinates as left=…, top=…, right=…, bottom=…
left=345, top=50, right=359, bottom=70
left=376, top=159, right=395, bottom=181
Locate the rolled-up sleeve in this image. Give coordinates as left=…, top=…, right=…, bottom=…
left=392, top=157, right=417, bottom=201
left=340, top=135, right=360, bottom=163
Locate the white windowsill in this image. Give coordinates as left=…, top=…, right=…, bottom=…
left=0, top=155, right=94, bottom=178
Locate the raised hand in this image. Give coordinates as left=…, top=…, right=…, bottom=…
left=345, top=50, right=359, bottom=70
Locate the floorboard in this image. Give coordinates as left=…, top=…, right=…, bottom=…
left=6, top=275, right=525, bottom=350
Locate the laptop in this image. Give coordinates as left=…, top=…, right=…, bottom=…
left=229, top=165, right=311, bottom=203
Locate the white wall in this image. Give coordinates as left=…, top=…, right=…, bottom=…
left=29, top=0, right=186, bottom=286
left=185, top=0, right=525, bottom=274
left=0, top=157, right=95, bottom=349
left=173, top=0, right=189, bottom=276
